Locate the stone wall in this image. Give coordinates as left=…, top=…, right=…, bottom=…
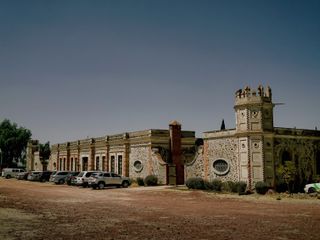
left=204, top=137, right=239, bottom=182
left=185, top=146, right=204, bottom=179
left=129, top=145, right=150, bottom=179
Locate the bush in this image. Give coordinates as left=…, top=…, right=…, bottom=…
left=203, top=179, right=222, bottom=191
left=275, top=180, right=287, bottom=193
left=136, top=177, right=144, bottom=186
left=221, top=181, right=238, bottom=193
left=144, top=175, right=158, bottom=186
left=236, top=181, right=247, bottom=194
left=186, top=177, right=205, bottom=190
left=203, top=180, right=212, bottom=190
left=255, top=181, right=269, bottom=195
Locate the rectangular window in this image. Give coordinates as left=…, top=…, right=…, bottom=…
left=59, top=158, right=62, bottom=171
left=71, top=158, right=73, bottom=171
left=96, top=156, right=100, bottom=171
left=75, top=158, right=78, bottom=171
left=102, top=156, right=106, bottom=171
left=118, top=155, right=122, bottom=175
left=63, top=158, right=66, bottom=171
left=111, top=156, right=115, bottom=173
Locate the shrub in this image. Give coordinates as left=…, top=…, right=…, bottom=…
left=144, top=175, right=158, bottom=186
left=136, top=177, right=144, bottom=186
left=255, top=181, right=269, bottom=195
left=275, top=180, right=287, bottom=193
left=203, top=180, right=212, bottom=190
left=186, top=177, right=205, bottom=190
left=236, top=181, right=247, bottom=194
left=221, top=181, right=236, bottom=192
left=210, top=179, right=222, bottom=192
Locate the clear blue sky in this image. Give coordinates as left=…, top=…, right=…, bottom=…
left=1, top=0, right=320, bottom=144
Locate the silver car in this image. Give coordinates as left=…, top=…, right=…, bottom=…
left=27, top=171, right=42, bottom=181
left=50, top=171, right=70, bottom=184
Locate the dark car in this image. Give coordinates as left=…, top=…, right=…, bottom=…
left=39, top=171, right=53, bottom=182
left=66, top=171, right=80, bottom=185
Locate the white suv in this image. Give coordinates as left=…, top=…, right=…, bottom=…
left=304, top=183, right=320, bottom=193
left=75, top=171, right=101, bottom=187
left=1, top=168, right=26, bottom=179
left=88, top=172, right=131, bottom=189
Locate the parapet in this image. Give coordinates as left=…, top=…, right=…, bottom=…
left=235, top=85, right=272, bottom=106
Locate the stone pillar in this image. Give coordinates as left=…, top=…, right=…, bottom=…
left=123, top=133, right=130, bottom=177
left=169, top=121, right=184, bottom=185
left=66, top=142, right=70, bottom=171
left=89, top=139, right=95, bottom=171
left=104, top=136, right=109, bottom=171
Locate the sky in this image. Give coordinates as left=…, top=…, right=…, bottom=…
left=0, top=0, right=320, bottom=144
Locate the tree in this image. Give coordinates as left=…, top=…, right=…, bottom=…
left=0, top=119, right=32, bottom=168
left=220, top=119, right=226, bottom=130
left=276, top=161, right=297, bottom=193
left=39, top=141, right=51, bottom=169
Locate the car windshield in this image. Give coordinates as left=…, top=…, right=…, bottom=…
left=78, top=172, right=85, bottom=177
left=57, top=172, right=69, bottom=175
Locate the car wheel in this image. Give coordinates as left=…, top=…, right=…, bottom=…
left=5, top=175, right=11, bottom=179
left=98, top=182, right=105, bottom=190
left=122, top=181, right=129, bottom=188
left=59, top=179, right=65, bottom=184
left=308, top=187, right=316, bottom=194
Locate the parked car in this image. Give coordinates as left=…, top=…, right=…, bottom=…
left=16, top=171, right=30, bottom=180
left=75, top=171, right=101, bottom=187
left=88, top=172, right=131, bottom=190
left=304, top=183, right=320, bottom=193
left=1, top=168, right=26, bottom=179
left=65, top=171, right=80, bottom=185
left=50, top=171, right=69, bottom=184
left=38, top=171, right=53, bottom=182
left=27, top=171, right=42, bottom=181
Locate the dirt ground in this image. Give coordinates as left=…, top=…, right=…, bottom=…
left=0, top=179, right=319, bottom=240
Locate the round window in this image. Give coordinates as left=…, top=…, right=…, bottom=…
left=133, top=160, right=143, bottom=172
left=212, top=159, right=230, bottom=175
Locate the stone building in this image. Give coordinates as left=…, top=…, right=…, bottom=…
left=45, top=122, right=195, bottom=185
left=27, top=85, right=320, bottom=189
left=186, top=85, right=320, bottom=190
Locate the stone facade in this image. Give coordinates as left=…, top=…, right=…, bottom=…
left=26, top=85, right=320, bottom=189
left=184, top=85, right=320, bottom=190
left=29, top=127, right=195, bottom=185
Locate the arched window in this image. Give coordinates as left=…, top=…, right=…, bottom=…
left=281, top=150, right=291, bottom=165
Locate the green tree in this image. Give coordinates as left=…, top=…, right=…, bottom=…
left=276, top=161, right=297, bottom=193
left=39, top=141, right=51, bottom=169
left=0, top=119, right=32, bottom=168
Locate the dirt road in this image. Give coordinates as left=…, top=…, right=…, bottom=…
left=0, top=178, right=319, bottom=240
